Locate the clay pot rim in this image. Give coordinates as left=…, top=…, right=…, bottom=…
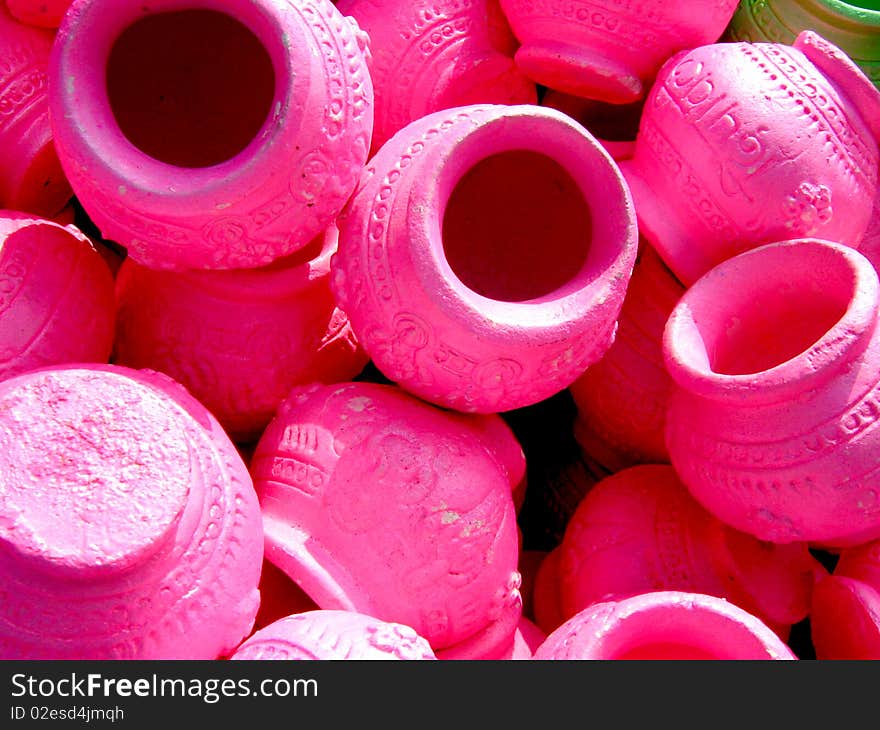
left=50, top=0, right=297, bottom=207
left=542, top=591, right=795, bottom=660
left=408, top=104, right=638, bottom=339
left=0, top=210, right=94, bottom=249
left=813, top=0, right=880, bottom=25
left=663, top=238, right=879, bottom=404
left=261, top=532, right=522, bottom=657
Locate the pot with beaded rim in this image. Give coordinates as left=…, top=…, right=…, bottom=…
left=664, top=238, right=880, bottom=547
left=49, top=0, right=373, bottom=270
left=332, top=104, right=638, bottom=414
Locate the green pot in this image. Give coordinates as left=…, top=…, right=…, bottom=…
left=725, top=0, right=880, bottom=88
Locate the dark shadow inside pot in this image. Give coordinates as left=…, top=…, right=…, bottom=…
left=442, top=150, right=591, bottom=303
left=107, top=9, right=276, bottom=168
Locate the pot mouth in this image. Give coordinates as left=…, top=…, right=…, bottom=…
left=664, top=239, right=879, bottom=404
left=53, top=0, right=293, bottom=200
left=415, top=106, right=637, bottom=335
left=588, top=592, right=791, bottom=660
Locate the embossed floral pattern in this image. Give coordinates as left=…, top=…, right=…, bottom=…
left=783, top=182, right=832, bottom=235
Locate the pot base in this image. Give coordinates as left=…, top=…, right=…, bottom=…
left=514, top=40, right=642, bottom=104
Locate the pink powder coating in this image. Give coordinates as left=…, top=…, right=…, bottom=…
left=0, top=5, right=71, bottom=215
left=620, top=31, right=880, bottom=286
left=336, top=0, right=536, bottom=154
left=252, top=382, right=522, bottom=657
left=114, top=226, right=368, bottom=443
left=534, top=591, right=797, bottom=660
left=811, top=541, right=880, bottom=659
left=49, top=0, right=373, bottom=271
left=0, top=365, right=264, bottom=659
left=559, top=465, right=820, bottom=639
left=332, top=104, right=638, bottom=414
left=231, top=611, right=436, bottom=660
left=498, top=0, right=738, bottom=103
left=570, top=244, right=684, bottom=472
left=7, top=0, right=72, bottom=28
left=0, top=213, right=114, bottom=382
left=664, top=239, right=880, bottom=546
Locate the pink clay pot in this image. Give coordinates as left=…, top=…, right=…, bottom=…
left=114, top=226, right=367, bottom=443
left=620, top=31, right=880, bottom=286
left=7, top=0, right=71, bottom=28
left=252, top=382, right=522, bottom=658
left=664, top=239, right=880, bottom=546
left=533, top=591, right=797, bottom=660
left=811, top=576, right=880, bottom=659
left=231, top=611, right=437, bottom=660
left=0, top=213, right=114, bottom=382
left=0, top=5, right=71, bottom=215
left=498, top=0, right=738, bottom=103
left=559, top=465, right=821, bottom=638
left=333, top=104, right=638, bottom=414
left=811, top=541, right=880, bottom=659
left=0, top=365, right=264, bottom=659
left=533, top=546, right=565, bottom=636
left=570, top=244, right=684, bottom=472
left=336, top=0, right=536, bottom=154
left=49, top=0, right=373, bottom=271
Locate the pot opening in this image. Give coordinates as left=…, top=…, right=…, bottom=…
left=708, top=270, right=850, bottom=377
left=442, top=150, right=591, bottom=303
left=106, top=9, right=276, bottom=169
